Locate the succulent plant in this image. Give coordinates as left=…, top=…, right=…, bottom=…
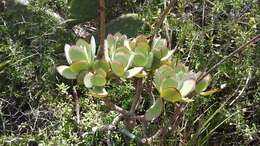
left=129, top=35, right=153, bottom=68
left=57, top=36, right=109, bottom=97
left=57, top=34, right=211, bottom=103
left=104, top=33, right=144, bottom=78
left=153, top=63, right=211, bottom=103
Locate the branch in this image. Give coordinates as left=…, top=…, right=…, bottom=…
left=152, top=0, right=176, bottom=38
left=72, top=86, right=80, bottom=125
left=198, top=34, right=260, bottom=82
left=72, top=86, right=82, bottom=137
left=130, top=78, right=143, bottom=114
left=97, top=0, right=106, bottom=59
left=229, top=69, right=252, bottom=106
left=103, top=98, right=129, bottom=115
left=103, top=97, right=147, bottom=122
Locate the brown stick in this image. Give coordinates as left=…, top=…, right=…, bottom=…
left=103, top=98, right=129, bottom=115
left=97, top=0, right=105, bottom=59
left=72, top=86, right=82, bottom=138
left=130, top=78, right=143, bottom=113
left=152, top=0, right=176, bottom=39
left=72, top=86, right=80, bottom=125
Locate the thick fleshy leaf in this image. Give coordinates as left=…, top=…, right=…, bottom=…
left=125, top=67, right=143, bottom=78
left=57, top=65, right=77, bottom=79
left=93, top=60, right=110, bottom=73
left=76, top=39, right=88, bottom=49
left=180, top=79, right=196, bottom=97
left=174, top=63, right=188, bottom=73
left=152, top=37, right=166, bottom=49
left=136, top=35, right=147, bottom=42
left=175, top=71, right=185, bottom=89
left=135, top=41, right=150, bottom=54
left=91, top=36, right=96, bottom=57
left=76, top=39, right=94, bottom=63
left=152, top=38, right=168, bottom=59
left=195, top=74, right=211, bottom=93
left=104, top=40, right=111, bottom=62
left=180, top=97, right=194, bottom=102
left=67, top=46, right=88, bottom=63
left=95, top=68, right=107, bottom=77
left=77, top=71, right=88, bottom=84
left=91, top=73, right=106, bottom=87
left=125, top=54, right=134, bottom=71
left=83, top=72, right=94, bottom=88
left=135, top=70, right=147, bottom=78
left=160, top=78, right=178, bottom=92
left=111, top=61, right=125, bottom=77
left=133, top=53, right=147, bottom=67
left=200, top=88, right=219, bottom=96
left=160, top=87, right=182, bottom=103
left=158, top=65, right=174, bottom=78
left=115, top=46, right=130, bottom=54
left=161, top=50, right=174, bottom=61
left=70, top=61, right=89, bottom=73
left=144, top=98, right=163, bottom=121
left=106, top=34, right=116, bottom=50
left=154, top=71, right=163, bottom=91
left=90, top=87, right=108, bottom=98
left=64, top=44, right=72, bottom=64
left=152, top=47, right=168, bottom=59
left=144, top=52, right=154, bottom=69
left=113, top=52, right=129, bottom=67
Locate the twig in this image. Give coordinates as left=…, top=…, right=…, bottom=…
left=103, top=97, right=147, bottom=121
left=72, top=86, right=80, bottom=125
left=103, top=98, right=129, bottom=115
left=130, top=78, right=143, bottom=113
left=163, top=0, right=172, bottom=49
left=198, top=34, right=260, bottom=82
left=91, top=115, right=122, bottom=134
left=229, top=69, right=252, bottom=106
left=97, top=0, right=105, bottom=59
left=152, top=0, right=176, bottom=39
left=72, top=86, right=82, bottom=138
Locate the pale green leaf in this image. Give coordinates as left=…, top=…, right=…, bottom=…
left=64, top=44, right=72, bottom=64
left=91, top=73, right=106, bottom=87
left=133, top=53, right=147, bottom=67
left=111, top=61, right=125, bottom=77
left=144, top=98, right=163, bottom=121
left=67, top=46, right=88, bottom=63
left=180, top=79, right=196, bottom=97
left=160, top=87, right=182, bottom=103
left=195, top=74, right=211, bottom=93
left=70, top=61, right=89, bottom=73
left=160, top=78, right=178, bottom=92
left=77, top=71, right=88, bottom=84
left=144, top=52, right=154, bottom=69
left=83, top=72, right=94, bottom=88
left=90, top=87, right=108, bottom=98
left=57, top=65, right=77, bottom=79
left=125, top=67, right=143, bottom=78
left=91, top=36, right=96, bottom=57
left=161, top=50, right=174, bottom=61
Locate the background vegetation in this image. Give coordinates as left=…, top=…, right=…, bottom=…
left=0, top=0, right=259, bottom=145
